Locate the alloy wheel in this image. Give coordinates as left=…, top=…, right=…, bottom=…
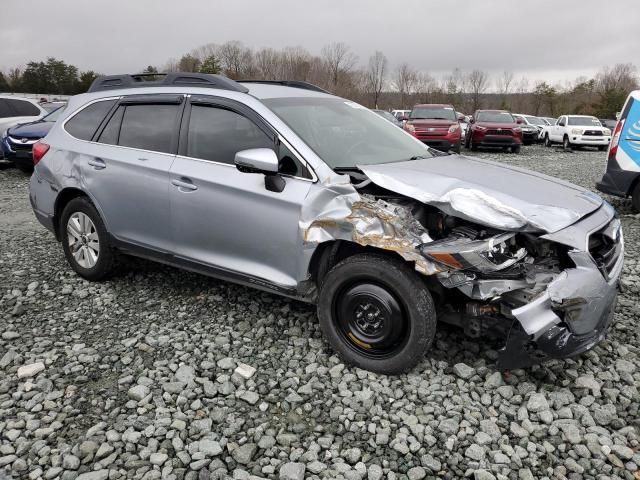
left=66, top=212, right=100, bottom=269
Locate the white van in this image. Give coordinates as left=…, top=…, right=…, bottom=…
left=596, top=90, right=640, bottom=209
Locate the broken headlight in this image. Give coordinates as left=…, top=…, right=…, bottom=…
left=420, top=232, right=527, bottom=273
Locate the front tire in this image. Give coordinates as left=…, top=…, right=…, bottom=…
left=60, top=197, right=116, bottom=281
left=511, top=145, right=521, bottom=154
left=563, top=136, right=572, bottom=151
left=317, top=253, right=437, bottom=374
left=544, top=134, right=552, bottom=147
left=598, top=145, right=607, bottom=152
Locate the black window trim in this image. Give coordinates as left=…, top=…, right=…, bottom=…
left=62, top=97, right=121, bottom=142
left=6, top=98, right=42, bottom=117
left=178, top=95, right=316, bottom=182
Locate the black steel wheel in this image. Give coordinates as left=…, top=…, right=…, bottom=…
left=318, top=253, right=437, bottom=374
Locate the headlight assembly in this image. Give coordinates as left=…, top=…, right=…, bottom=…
left=420, top=232, right=527, bottom=272
left=571, top=128, right=584, bottom=135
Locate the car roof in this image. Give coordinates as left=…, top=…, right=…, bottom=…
left=244, top=83, right=335, bottom=99
left=0, top=95, right=40, bottom=104
left=413, top=103, right=452, bottom=108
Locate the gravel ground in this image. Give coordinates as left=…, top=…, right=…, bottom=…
left=1, top=145, right=639, bottom=480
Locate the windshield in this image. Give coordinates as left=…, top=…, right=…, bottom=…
left=264, top=97, right=435, bottom=169
left=543, top=117, right=556, bottom=125
left=525, top=116, right=546, bottom=126
left=42, top=107, right=65, bottom=122
left=410, top=106, right=456, bottom=121
left=567, top=116, right=602, bottom=126
left=476, top=111, right=514, bottom=123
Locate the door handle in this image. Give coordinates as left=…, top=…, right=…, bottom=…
left=171, top=178, right=198, bottom=191
left=88, top=158, right=106, bottom=170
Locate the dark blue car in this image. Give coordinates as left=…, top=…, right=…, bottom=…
left=1, top=106, right=65, bottom=172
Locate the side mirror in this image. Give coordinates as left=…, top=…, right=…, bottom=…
left=457, top=114, right=465, bottom=121
left=399, top=116, right=408, bottom=122
left=469, top=117, right=475, bottom=124
left=235, top=148, right=285, bottom=193
left=516, top=118, right=524, bottom=124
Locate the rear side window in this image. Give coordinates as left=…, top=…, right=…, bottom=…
left=65, top=100, right=116, bottom=141
left=0, top=100, right=11, bottom=119
left=118, top=104, right=179, bottom=154
left=186, top=105, right=272, bottom=164
left=7, top=99, right=40, bottom=116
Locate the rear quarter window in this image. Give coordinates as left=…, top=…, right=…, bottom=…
left=8, top=99, right=41, bottom=116
left=65, top=100, right=117, bottom=141
left=0, top=100, right=11, bottom=119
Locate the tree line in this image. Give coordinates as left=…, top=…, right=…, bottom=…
left=1, top=41, right=637, bottom=118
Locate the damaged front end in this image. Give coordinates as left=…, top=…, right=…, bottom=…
left=301, top=166, right=624, bottom=370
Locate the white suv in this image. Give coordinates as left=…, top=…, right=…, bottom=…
left=0, top=95, right=47, bottom=134
left=543, top=115, right=611, bottom=151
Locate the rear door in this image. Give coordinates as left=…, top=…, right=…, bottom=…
left=169, top=96, right=314, bottom=288
left=80, top=95, right=183, bottom=251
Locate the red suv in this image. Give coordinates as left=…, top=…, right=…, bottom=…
left=465, top=110, right=523, bottom=153
left=403, top=104, right=462, bottom=153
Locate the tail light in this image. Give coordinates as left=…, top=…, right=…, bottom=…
left=32, top=142, right=50, bottom=166
left=404, top=123, right=417, bottom=136
left=608, top=119, right=625, bottom=160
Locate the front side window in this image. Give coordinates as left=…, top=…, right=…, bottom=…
left=186, top=105, right=272, bottom=165
left=65, top=100, right=117, bottom=141
left=8, top=99, right=40, bottom=116
left=118, top=104, right=179, bottom=154
left=264, top=97, right=435, bottom=169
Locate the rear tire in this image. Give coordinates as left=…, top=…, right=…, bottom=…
left=60, top=197, right=116, bottom=281
left=632, top=183, right=640, bottom=213
left=317, top=253, right=437, bottom=375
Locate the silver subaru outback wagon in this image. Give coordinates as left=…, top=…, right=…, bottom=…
left=29, top=73, right=623, bottom=374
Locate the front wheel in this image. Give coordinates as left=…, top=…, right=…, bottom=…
left=317, top=253, right=437, bottom=374
left=563, top=136, right=572, bottom=151
left=598, top=145, right=607, bottom=152
left=544, top=134, right=552, bottom=147
left=511, top=145, right=521, bottom=154
left=60, top=197, right=117, bottom=281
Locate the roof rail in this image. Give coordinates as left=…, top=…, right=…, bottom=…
left=238, top=80, right=331, bottom=94
left=87, top=73, right=249, bottom=93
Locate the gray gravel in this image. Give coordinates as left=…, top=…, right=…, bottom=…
left=1, top=145, right=639, bottom=480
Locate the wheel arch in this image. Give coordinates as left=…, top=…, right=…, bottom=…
left=53, top=187, right=91, bottom=240
left=307, top=240, right=423, bottom=287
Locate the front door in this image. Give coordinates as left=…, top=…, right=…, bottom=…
left=169, top=98, right=313, bottom=288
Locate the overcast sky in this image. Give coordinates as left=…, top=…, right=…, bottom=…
left=1, top=0, right=638, bottom=88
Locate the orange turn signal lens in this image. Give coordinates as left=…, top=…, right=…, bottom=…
left=427, top=252, right=464, bottom=269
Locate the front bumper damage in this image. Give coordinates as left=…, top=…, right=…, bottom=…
left=497, top=249, right=622, bottom=369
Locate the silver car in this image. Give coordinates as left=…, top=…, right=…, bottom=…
left=29, top=73, right=623, bottom=374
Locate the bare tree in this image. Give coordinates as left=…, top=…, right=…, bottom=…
left=466, top=69, right=489, bottom=112
left=321, top=42, right=357, bottom=88
left=496, top=70, right=514, bottom=95
left=443, top=68, right=465, bottom=110
left=282, top=46, right=312, bottom=81
left=415, top=72, right=439, bottom=104
left=218, top=41, right=254, bottom=78
left=394, top=63, right=418, bottom=108
left=364, top=51, right=387, bottom=108
left=254, top=48, right=280, bottom=80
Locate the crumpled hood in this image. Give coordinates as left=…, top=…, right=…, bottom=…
left=358, top=155, right=603, bottom=233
